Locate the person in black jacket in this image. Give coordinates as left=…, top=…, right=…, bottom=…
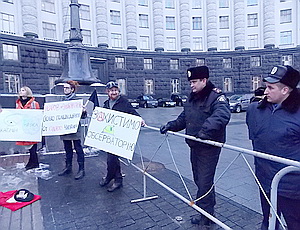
left=99, top=81, right=145, bottom=192
left=160, top=66, right=231, bottom=228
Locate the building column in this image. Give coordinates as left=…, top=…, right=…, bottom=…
left=179, top=0, right=190, bottom=52
left=153, top=0, right=164, bottom=51
left=96, top=0, right=108, bottom=48
left=206, top=0, right=218, bottom=51
left=21, top=0, right=38, bottom=38
left=263, top=0, right=275, bottom=48
left=234, top=0, right=245, bottom=50
left=62, top=0, right=71, bottom=42
left=125, top=1, right=137, bottom=50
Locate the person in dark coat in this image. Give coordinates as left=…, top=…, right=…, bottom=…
left=58, top=80, right=87, bottom=180
left=160, top=66, right=231, bottom=228
left=246, top=65, right=300, bottom=230
left=99, top=81, right=145, bottom=192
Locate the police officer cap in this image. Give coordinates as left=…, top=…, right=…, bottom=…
left=263, top=65, right=300, bottom=89
left=14, top=189, right=34, bottom=202
left=187, top=66, right=209, bottom=81
left=106, top=81, right=118, bottom=89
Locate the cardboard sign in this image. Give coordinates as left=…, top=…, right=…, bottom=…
left=84, top=107, right=142, bottom=160
left=42, top=100, right=83, bottom=136
left=0, top=109, right=43, bottom=142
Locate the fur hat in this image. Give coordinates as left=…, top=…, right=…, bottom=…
left=187, top=66, right=209, bottom=81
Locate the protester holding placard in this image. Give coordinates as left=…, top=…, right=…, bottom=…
left=99, top=81, right=145, bottom=192
left=16, top=86, right=40, bottom=170
left=58, top=80, right=87, bottom=180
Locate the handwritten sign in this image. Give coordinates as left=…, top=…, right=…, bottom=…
left=0, top=109, right=43, bottom=142
left=42, top=100, right=83, bottom=136
left=84, top=107, right=142, bottom=160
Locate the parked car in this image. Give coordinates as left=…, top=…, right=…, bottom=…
left=128, top=99, right=139, bottom=109
left=229, top=94, right=253, bottom=113
left=137, top=95, right=158, bottom=108
left=171, top=94, right=188, bottom=106
left=157, top=98, right=176, bottom=107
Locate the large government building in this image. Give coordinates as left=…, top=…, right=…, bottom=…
left=0, top=0, right=299, bottom=98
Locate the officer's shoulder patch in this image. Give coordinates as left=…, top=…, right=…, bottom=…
left=212, top=88, right=222, bottom=94
left=217, top=95, right=227, bottom=102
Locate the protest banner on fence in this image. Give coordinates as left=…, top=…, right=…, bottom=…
left=84, top=107, right=143, bottom=160
left=0, top=109, right=43, bottom=142
left=42, top=99, right=83, bottom=136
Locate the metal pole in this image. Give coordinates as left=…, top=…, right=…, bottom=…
left=144, top=125, right=300, bottom=169
left=130, top=162, right=232, bottom=230
left=269, top=166, right=300, bottom=230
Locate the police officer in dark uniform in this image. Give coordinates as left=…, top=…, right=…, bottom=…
left=160, top=66, right=231, bottom=228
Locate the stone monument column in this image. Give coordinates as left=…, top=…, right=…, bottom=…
left=21, top=0, right=38, bottom=38
left=153, top=0, right=164, bottom=51
left=263, top=0, right=275, bottom=48
left=62, top=0, right=71, bottom=42
left=234, top=0, right=245, bottom=50
left=125, top=1, right=137, bottom=50
left=206, top=0, right=218, bottom=51
left=96, top=0, right=109, bottom=48
left=179, top=0, right=191, bottom=52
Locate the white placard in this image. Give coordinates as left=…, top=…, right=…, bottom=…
left=42, top=99, right=83, bottom=136
left=84, top=107, right=142, bottom=160
left=0, top=109, right=43, bottom=142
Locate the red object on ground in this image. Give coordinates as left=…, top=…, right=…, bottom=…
left=0, top=190, right=41, bottom=211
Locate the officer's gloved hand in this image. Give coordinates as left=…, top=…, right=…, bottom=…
left=160, top=123, right=171, bottom=134
left=196, top=131, right=210, bottom=140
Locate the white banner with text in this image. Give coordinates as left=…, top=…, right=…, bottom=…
left=84, top=107, right=142, bottom=160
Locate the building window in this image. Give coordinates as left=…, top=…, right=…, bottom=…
left=4, top=73, right=20, bottom=93
left=220, top=36, right=229, bottom=50
left=282, top=55, right=293, bottom=65
left=144, top=79, right=154, bottom=95
left=247, top=0, right=258, bottom=6
left=0, top=13, right=15, bottom=34
left=111, top=33, right=122, bottom=48
left=219, top=16, right=229, bottom=29
left=115, top=57, right=125, bottom=69
left=116, top=79, right=126, bottom=95
left=110, top=10, right=121, bottom=25
left=196, top=58, right=205, bottom=66
left=166, top=37, right=176, bottom=51
left=42, top=22, right=57, bottom=40
left=192, top=37, right=203, bottom=51
left=252, top=76, right=262, bottom=91
left=248, top=34, right=258, bottom=48
left=280, top=31, right=292, bottom=45
left=247, top=13, right=258, bottom=27
left=250, top=56, right=261, bottom=67
left=82, top=29, right=92, bottom=45
left=140, top=36, right=150, bottom=50
left=166, top=16, right=175, bottom=30
left=144, top=58, right=153, bottom=70
left=223, top=58, right=232, bottom=68
left=280, top=9, right=292, bottom=24
left=171, top=78, right=179, bottom=94
left=79, top=4, right=90, bottom=21
left=192, top=17, right=202, bottom=30
left=139, top=14, right=149, bottom=28
left=47, top=50, right=60, bottom=65
left=223, top=77, right=233, bottom=93
left=3, top=44, right=18, bottom=60
left=170, top=59, right=179, bottom=70
left=49, top=75, right=60, bottom=93
left=42, top=0, right=55, bottom=13
left=192, top=0, right=201, bottom=9
left=219, top=0, right=229, bottom=8
left=138, top=0, right=148, bottom=6
left=165, top=0, right=175, bottom=9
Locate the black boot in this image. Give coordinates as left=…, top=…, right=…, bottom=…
left=74, top=163, right=85, bottom=180
left=58, top=163, right=72, bottom=176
